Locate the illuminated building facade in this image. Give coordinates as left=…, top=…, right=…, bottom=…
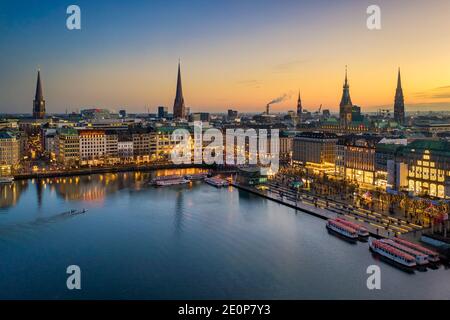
left=336, top=135, right=382, bottom=186
left=399, top=140, right=450, bottom=199
left=0, top=131, right=20, bottom=175
left=57, top=128, right=79, bottom=166
left=292, top=132, right=337, bottom=174
left=79, top=129, right=106, bottom=166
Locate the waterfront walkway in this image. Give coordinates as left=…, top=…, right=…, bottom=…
left=231, top=182, right=426, bottom=239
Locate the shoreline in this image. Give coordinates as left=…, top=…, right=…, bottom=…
left=12, top=164, right=214, bottom=180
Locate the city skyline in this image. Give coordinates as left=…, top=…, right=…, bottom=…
left=1, top=0, right=450, bottom=114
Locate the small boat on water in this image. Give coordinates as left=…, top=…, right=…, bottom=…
left=0, top=176, right=14, bottom=184
left=155, top=178, right=190, bottom=187
left=326, top=219, right=358, bottom=240
left=369, top=239, right=416, bottom=268
left=185, top=173, right=208, bottom=181
left=392, top=238, right=440, bottom=263
left=205, top=176, right=229, bottom=188
left=335, top=217, right=369, bottom=239
left=381, top=239, right=428, bottom=265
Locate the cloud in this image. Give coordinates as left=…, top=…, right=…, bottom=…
left=236, top=79, right=262, bottom=88
left=273, top=59, right=308, bottom=73
left=414, top=85, right=450, bottom=99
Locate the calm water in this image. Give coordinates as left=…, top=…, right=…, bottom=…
left=0, top=170, right=449, bottom=300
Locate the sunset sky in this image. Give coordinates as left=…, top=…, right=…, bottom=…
left=0, top=0, right=449, bottom=114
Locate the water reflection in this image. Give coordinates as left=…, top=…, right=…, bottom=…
left=0, top=180, right=29, bottom=210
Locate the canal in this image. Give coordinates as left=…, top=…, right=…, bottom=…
left=0, top=170, right=449, bottom=299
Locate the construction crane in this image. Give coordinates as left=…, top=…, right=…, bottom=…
left=314, top=104, right=322, bottom=115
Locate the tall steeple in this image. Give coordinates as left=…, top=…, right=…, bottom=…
left=394, top=68, right=405, bottom=125
left=173, top=61, right=186, bottom=119
left=296, top=90, right=303, bottom=122
left=33, top=69, right=46, bottom=119
left=340, top=66, right=352, bottom=107
left=339, top=66, right=353, bottom=128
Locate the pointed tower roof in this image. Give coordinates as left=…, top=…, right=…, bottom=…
left=340, top=66, right=352, bottom=107
left=175, top=61, right=184, bottom=103
left=397, top=67, right=402, bottom=89
left=35, top=69, right=44, bottom=101
left=173, top=61, right=186, bottom=119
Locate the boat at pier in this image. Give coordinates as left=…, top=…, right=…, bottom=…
left=381, top=239, right=428, bottom=265
left=205, top=176, right=229, bottom=188
left=155, top=178, right=190, bottom=187
left=392, top=238, right=440, bottom=262
left=185, top=173, right=208, bottom=181
left=369, top=239, right=416, bottom=268
left=326, top=219, right=358, bottom=240
left=0, top=176, right=14, bottom=184
left=335, top=217, right=369, bottom=239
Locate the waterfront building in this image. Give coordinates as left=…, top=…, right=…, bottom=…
left=42, top=128, right=58, bottom=160
left=130, top=127, right=153, bottom=163
left=394, top=68, right=405, bottom=125
left=105, top=130, right=119, bottom=164
left=398, top=139, right=450, bottom=199
left=339, top=67, right=353, bottom=129
left=33, top=70, right=46, bottom=119
left=173, top=62, right=186, bottom=120
left=118, top=135, right=134, bottom=162
left=78, top=129, right=106, bottom=166
left=292, top=132, right=337, bottom=175
left=335, top=135, right=382, bottom=186
left=279, top=131, right=294, bottom=163
left=374, top=138, right=408, bottom=189
left=57, top=127, right=79, bottom=166
left=0, top=131, right=20, bottom=175
left=236, top=166, right=268, bottom=186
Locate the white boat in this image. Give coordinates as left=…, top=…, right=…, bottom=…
left=326, top=219, right=358, bottom=240
left=392, top=238, right=440, bottom=263
left=205, top=177, right=229, bottom=188
left=156, top=178, right=190, bottom=187
left=381, top=239, right=428, bottom=265
left=369, top=239, right=416, bottom=268
left=335, top=217, right=370, bottom=238
left=185, top=173, right=208, bottom=181
left=0, top=176, right=14, bottom=184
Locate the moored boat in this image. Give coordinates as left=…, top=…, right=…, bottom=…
left=381, top=239, right=428, bottom=265
left=392, top=238, right=440, bottom=262
left=155, top=178, right=190, bottom=187
left=335, top=217, right=369, bottom=238
left=369, top=239, right=416, bottom=268
left=0, top=176, right=14, bottom=184
left=205, top=176, right=229, bottom=188
left=326, top=219, right=358, bottom=240
left=185, top=173, right=208, bottom=181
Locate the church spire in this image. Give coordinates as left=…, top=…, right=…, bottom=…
left=394, top=67, right=405, bottom=125
left=339, top=66, right=353, bottom=128
left=33, top=69, right=46, bottom=119
left=173, top=61, right=186, bottom=119
left=297, top=90, right=303, bottom=122
left=35, top=69, right=43, bottom=101
left=340, top=65, right=352, bottom=107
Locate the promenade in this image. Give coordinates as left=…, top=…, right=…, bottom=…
left=231, top=181, right=426, bottom=240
